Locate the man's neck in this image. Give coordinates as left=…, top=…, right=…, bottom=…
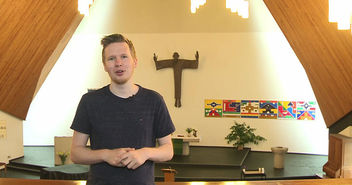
left=109, top=82, right=139, bottom=98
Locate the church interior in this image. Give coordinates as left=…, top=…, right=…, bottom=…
left=0, top=0, right=352, bottom=184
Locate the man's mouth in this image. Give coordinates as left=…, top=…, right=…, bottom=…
left=115, top=70, right=125, bottom=75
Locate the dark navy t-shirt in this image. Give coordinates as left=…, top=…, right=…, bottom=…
left=71, top=85, right=175, bottom=185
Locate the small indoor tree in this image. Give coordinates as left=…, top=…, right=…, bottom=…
left=225, top=121, right=266, bottom=150
left=186, top=128, right=193, bottom=137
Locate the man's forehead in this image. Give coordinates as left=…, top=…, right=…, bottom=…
left=105, top=42, right=130, bottom=53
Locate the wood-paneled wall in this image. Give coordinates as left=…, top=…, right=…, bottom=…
left=263, top=0, right=352, bottom=127
left=0, top=0, right=80, bottom=120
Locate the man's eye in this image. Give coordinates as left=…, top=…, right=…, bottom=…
left=122, top=55, right=128, bottom=59
left=108, top=57, right=115, bottom=61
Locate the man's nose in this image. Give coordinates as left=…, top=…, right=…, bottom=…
left=114, top=59, right=122, bottom=66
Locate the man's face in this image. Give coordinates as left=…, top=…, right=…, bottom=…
left=103, top=42, right=137, bottom=85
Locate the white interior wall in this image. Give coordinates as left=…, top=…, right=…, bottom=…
left=23, top=0, right=328, bottom=154
left=0, top=111, right=23, bottom=162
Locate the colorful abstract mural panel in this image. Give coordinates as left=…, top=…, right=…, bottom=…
left=278, top=101, right=297, bottom=119
left=297, top=101, right=316, bottom=120
left=223, top=100, right=241, bottom=117
left=259, top=100, right=278, bottom=119
left=205, top=99, right=223, bottom=117
left=204, top=99, right=316, bottom=120
left=240, top=100, right=259, bottom=118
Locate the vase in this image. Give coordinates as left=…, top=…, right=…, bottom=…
left=237, top=145, right=244, bottom=150
left=60, top=157, right=67, bottom=165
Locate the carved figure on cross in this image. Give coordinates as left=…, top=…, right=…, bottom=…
left=153, top=51, right=199, bottom=107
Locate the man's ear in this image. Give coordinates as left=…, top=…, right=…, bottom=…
left=134, top=58, right=138, bottom=68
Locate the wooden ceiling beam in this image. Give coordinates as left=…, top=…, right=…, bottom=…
left=0, top=0, right=81, bottom=120
left=263, top=0, right=352, bottom=127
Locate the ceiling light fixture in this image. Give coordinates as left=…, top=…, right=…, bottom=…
left=78, top=0, right=94, bottom=16
left=226, top=0, right=249, bottom=18
left=329, top=0, right=352, bottom=33
left=191, top=0, right=207, bottom=13
left=191, top=0, right=249, bottom=19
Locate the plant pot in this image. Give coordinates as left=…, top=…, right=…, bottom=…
left=237, top=145, right=244, bottom=150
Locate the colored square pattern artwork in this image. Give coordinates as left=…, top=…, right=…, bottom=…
left=223, top=100, right=241, bottom=117
left=278, top=101, right=297, bottom=119
left=259, top=100, right=278, bottom=119
left=297, top=101, right=316, bottom=120
left=240, top=100, right=259, bottom=118
left=204, top=99, right=316, bottom=121
left=204, top=99, right=223, bottom=117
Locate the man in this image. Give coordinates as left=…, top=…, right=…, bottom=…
left=70, top=34, right=175, bottom=185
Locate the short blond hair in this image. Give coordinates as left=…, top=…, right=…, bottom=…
left=101, top=34, right=136, bottom=63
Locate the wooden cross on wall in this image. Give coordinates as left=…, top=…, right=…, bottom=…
left=153, top=51, right=199, bottom=107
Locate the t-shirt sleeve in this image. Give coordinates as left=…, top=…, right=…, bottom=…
left=154, top=95, right=175, bottom=139
left=70, top=94, right=91, bottom=135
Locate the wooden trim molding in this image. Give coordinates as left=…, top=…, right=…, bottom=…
left=1, top=178, right=352, bottom=185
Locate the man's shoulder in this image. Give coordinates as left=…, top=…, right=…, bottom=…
left=139, top=85, right=163, bottom=99
left=83, top=85, right=109, bottom=100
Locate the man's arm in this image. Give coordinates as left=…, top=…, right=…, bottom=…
left=120, top=134, right=174, bottom=169
left=70, top=131, right=134, bottom=167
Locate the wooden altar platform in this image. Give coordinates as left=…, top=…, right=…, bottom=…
left=6, top=146, right=328, bottom=181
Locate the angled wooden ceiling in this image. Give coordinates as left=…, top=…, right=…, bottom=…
left=263, top=0, right=352, bottom=127
left=0, top=0, right=81, bottom=120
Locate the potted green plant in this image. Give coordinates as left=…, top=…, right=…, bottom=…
left=57, top=151, right=69, bottom=165
left=225, top=121, right=266, bottom=150
left=186, top=128, right=193, bottom=137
